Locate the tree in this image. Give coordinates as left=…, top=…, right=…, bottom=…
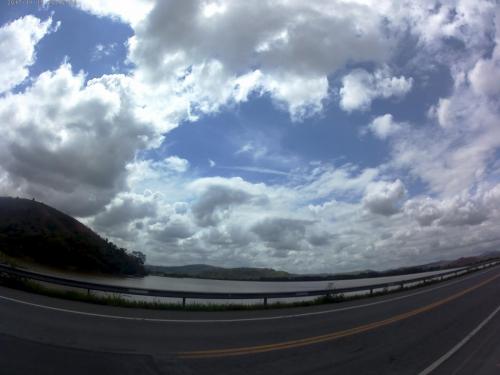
left=131, top=251, right=146, bottom=265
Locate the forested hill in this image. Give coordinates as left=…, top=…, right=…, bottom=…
left=0, top=197, right=145, bottom=276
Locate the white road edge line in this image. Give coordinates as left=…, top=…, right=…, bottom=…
left=0, top=268, right=494, bottom=324
left=419, top=303, right=500, bottom=375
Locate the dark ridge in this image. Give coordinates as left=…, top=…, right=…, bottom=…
left=0, top=197, right=145, bottom=276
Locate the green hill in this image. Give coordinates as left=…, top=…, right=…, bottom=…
left=0, top=197, right=145, bottom=276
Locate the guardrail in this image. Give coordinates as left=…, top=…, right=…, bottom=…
left=0, top=260, right=499, bottom=307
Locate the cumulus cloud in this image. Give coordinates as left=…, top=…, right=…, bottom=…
left=191, top=184, right=261, bottom=227
left=339, top=67, right=413, bottom=112
left=130, top=1, right=391, bottom=75
left=164, top=156, right=190, bottom=173
left=363, top=179, right=406, bottom=216
left=259, top=73, right=328, bottom=121
left=393, top=75, right=500, bottom=197
left=405, top=194, right=489, bottom=227
left=124, top=0, right=395, bottom=120
left=76, top=0, right=494, bottom=122
left=0, top=15, right=53, bottom=94
left=468, top=9, right=500, bottom=97
left=75, top=0, right=154, bottom=26
left=150, top=217, right=195, bottom=243
left=367, top=114, right=404, bottom=139
left=93, top=193, right=157, bottom=229
left=386, top=7, right=500, bottom=197
left=252, top=217, right=313, bottom=252
left=0, top=63, right=162, bottom=216
left=404, top=198, right=442, bottom=227
left=469, top=58, right=500, bottom=97
left=406, top=0, right=497, bottom=54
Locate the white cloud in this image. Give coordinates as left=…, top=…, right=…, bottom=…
left=92, top=42, right=117, bottom=61
left=339, top=67, right=413, bottom=112
left=468, top=9, right=500, bottom=97
left=76, top=0, right=494, bottom=123
left=92, top=192, right=158, bottom=230
left=0, top=15, right=52, bottom=94
left=406, top=0, right=497, bottom=54
left=75, top=0, right=154, bottom=26
left=363, top=179, right=406, bottom=216
left=393, top=73, right=500, bottom=196
left=0, top=63, right=163, bottom=216
left=367, top=114, right=404, bottom=139
left=431, top=98, right=453, bottom=129
left=405, top=191, right=489, bottom=228
left=221, top=166, right=290, bottom=177
left=164, top=156, right=190, bottom=173
left=388, top=7, right=500, bottom=196
left=469, top=57, right=500, bottom=97
left=150, top=216, right=195, bottom=242
left=297, top=164, right=379, bottom=201
left=251, top=217, right=312, bottom=253
left=234, top=142, right=271, bottom=161
left=259, top=73, right=328, bottom=121
left=191, top=187, right=250, bottom=227
left=124, top=0, right=394, bottom=120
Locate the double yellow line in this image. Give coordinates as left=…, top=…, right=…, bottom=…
left=178, top=273, right=500, bottom=359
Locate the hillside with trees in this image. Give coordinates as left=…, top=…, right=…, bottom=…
left=0, top=197, right=146, bottom=276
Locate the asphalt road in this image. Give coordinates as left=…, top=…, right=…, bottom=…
left=1, top=266, right=500, bottom=375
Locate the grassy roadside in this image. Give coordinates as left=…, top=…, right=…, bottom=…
left=0, top=269, right=464, bottom=312
left=0, top=252, right=22, bottom=268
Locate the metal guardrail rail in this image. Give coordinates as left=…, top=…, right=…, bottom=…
left=0, top=260, right=499, bottom=306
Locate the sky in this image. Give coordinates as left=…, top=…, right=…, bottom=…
left=0, top=0, right=499, bottom=274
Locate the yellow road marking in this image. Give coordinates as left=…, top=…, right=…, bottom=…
left=178, top=273, right=500, bottom=359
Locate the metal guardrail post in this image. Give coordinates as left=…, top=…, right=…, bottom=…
left=326, top=282, right=335, bottom=299
left=182, top=297, right=186, bottom=308
left=264, top=297, right=268, bottom=307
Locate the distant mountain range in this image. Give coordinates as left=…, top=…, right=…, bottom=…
left=0, top=197, right=145, bottom=275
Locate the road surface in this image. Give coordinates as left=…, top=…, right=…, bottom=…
left=1, top=265, right=500, bottom=374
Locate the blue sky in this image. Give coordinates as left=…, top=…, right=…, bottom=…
left=0, top=0, right=499, bottom=273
